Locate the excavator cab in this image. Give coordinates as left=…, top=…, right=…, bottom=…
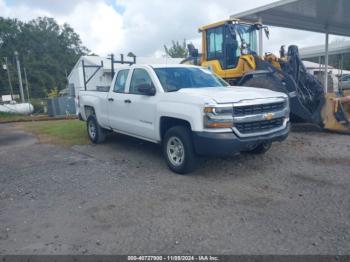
left=185, top=20, right=264, bottom=84
left=203, top=21, right=257, bottom=68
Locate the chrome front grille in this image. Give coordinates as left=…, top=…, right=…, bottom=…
left=232, top=98, right=289, bottom=137
left=235, top=117, right=284, bottom=134
left=233, top=101, right=286, bottom=117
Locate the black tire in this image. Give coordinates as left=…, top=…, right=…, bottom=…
left=163, top=126, right=198, bottom=174
left=246, top=142, right=272, bottom=154
left=87, top=115, right=107, bottom=143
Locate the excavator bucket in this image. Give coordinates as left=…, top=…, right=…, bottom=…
left=322, top=91, right=350, bottom=133
left=240, top=46, right=326, bottom=127
left=268, top=46, right=350, bottom=133
left=185, top=20, right=350, bottom=134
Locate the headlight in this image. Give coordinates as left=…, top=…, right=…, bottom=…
left=241, top=43, right=249, bottom=55
left=204, top=106, right=234, bottom=128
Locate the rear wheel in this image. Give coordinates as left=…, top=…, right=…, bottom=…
left=246, top=142, right=272, bottom=154
left=163, top=126, right=198, bottom=174
left=87, top=115, right=107, bottom=143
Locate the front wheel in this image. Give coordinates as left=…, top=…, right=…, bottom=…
left=163, top=126, right=198, bottom=174
left=246, top=142, right=272, bottom=154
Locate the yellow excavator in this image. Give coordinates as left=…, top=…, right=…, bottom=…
left=182, top=19, right=350, bottom=133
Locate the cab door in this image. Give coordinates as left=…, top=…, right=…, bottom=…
left=107, top=69, right=132, bottom=131
left=122, top=68, right=158, bottom=140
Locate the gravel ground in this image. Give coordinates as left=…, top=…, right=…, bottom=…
left=0, top=123, right=349, bottom=254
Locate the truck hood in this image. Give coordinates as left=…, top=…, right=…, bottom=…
left=178, top=86, right=287, bottom=104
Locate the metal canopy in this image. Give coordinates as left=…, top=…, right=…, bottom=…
left=300, top=40, right=350, bottom=59
left=231, top=0, right=350, bottom=93
left=230, top=0, right=350, bottom=37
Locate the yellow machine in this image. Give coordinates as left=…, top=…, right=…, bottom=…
left=182, top=19, right=350, bottom=133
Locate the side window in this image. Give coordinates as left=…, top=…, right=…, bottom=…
left=129, top=69, right=154, bottom=95
left=206, top=26, right=224, bottom=60
left=113, top=69, right=129, bottom=93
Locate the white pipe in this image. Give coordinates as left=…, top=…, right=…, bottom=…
left=0, top=103, right=34, bottom=115
left=324, top=32, right=329, bottom=93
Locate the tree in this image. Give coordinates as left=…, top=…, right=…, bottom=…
left=47, top=87, right=59, bottom=98
left=0, top=17, right=89, bottom=98
left=164, top=40, right=188, bottom=58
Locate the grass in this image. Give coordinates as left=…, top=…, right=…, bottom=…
left=22, top=119, right=90, bottom=145
left=0, top=111, right=78, bottom=123
left=0, top=112, right=33, bottom=122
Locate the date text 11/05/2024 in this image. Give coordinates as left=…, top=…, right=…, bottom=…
left=127, top=255, right=219, bottom=261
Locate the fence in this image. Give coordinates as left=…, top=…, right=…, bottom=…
left=47, top=96, right=76, bottom=117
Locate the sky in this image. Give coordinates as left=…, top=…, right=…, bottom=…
left=0, top=0, right=348, bottom=57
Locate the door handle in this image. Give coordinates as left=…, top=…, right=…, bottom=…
left=108, top=98, right=114, bottom=102
left=124, top=99, right=131, bottom=104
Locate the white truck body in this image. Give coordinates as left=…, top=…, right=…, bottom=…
left=79, top=64, right=290, bottom=173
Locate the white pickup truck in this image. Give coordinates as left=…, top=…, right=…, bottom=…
left=79, top=64, right=290, bottom=174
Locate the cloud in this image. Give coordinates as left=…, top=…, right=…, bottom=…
left=108, top=0, right=347, bottom=56
left=57, top=1, right=124, bottom=55
left=1, top=0, right=348, bottom=57
left=0, top=0, right=50, bottom=20
left=9, top=0, right=87, bottom=14
left=117, top=0, right=280, bottom=56
left=0, top=0, right=124, bottom=55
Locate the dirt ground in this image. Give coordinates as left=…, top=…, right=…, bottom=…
left=0, top=123, right=349, bottom=254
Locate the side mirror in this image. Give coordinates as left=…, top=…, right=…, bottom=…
left=187, top=43, right=198, bottom=58
left=137, top=83, right=156, bottom=96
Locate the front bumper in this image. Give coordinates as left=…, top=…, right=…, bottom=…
left=192, top=123, right=290, bottom=156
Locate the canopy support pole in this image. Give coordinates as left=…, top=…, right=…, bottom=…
left=324, top=32, right=329, bottom=93
left=258, top=17, right=263, bottom=57
left=318, top=56, right=321, bottom=73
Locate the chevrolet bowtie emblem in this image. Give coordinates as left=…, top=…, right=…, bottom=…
left=264, top=113, right=274, bottom=121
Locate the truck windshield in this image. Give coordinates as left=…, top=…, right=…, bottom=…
left=154, top=67, right=228, bottom=92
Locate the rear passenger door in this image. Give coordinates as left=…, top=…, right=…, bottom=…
left=107, top=69, right=132, bottom=131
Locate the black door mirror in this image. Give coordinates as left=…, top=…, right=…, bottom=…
left=137, top=83, right=156, bottom=96
left=187, top=43, right=198, bottom=58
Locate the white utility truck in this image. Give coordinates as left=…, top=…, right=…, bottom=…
left=79, top=64, right=290, bottom=174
